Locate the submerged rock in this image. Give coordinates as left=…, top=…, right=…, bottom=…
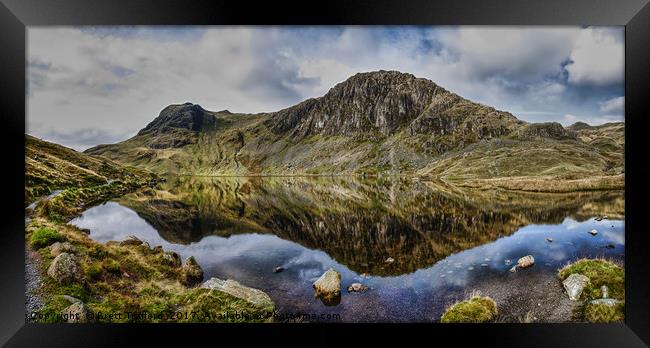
left=49, top=242, right=77, bottom=257
left=313, top=268, right=341, bottom=305
left=47, top=252, right=83, bottom=285
left=347, top=283, right=369, bottom=293
left=62, top=302, right=91, bottom=323
left=202, top=277, right=275, bottom=311
left=517, top=255, right=535, bottom=269
left=182, top=256, right=204, bottom=286
left=562, top=273, right=590, bottom=301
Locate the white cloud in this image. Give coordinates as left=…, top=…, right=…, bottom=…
left=437, top=27, right=579, bottom=83
left=599, top=96, right=624, bottom=114
left=566, top=27, right=624, bottom=86
left=27, top=26, right=625, bottom=150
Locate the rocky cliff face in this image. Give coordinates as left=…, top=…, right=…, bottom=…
left=138, top=103, right=212, bottom=136
left=134, top=103, right=216, bottom=149
left=265, top=70, right=523, bottom=141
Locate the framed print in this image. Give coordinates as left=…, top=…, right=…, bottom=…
left=1, top=0, right=649, bottom=346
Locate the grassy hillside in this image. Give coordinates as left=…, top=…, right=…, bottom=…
left=26, top=135, right=158, bottom=220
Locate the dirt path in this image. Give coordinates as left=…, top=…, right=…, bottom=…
left=25, top=245, right=45, bottom=322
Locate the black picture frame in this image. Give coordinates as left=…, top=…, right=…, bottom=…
left=1, top=0, right=649, bottom=346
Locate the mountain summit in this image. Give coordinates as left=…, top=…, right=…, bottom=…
left=85, top=70, right=623, bottom=182
left=267, top=70, right=523, bottom=140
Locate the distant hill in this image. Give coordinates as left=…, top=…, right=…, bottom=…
left=84, top=70, right=624, bottom=186
left=25, top=135, right=154, bottom=206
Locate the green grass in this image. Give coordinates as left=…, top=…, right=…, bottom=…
left=584, top=301, right=625, bottom=323
left=558, top=258, right=625, bottom=323
left=558, top=258, right=624, bottom=300
left=440, top=295, right=497, bottom=323
left=29, top=227, right=65, bottom=249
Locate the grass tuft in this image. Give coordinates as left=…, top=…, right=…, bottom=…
left=440, top=295, right=497, bottom=323
left=29, top=227, right=65, bottom=249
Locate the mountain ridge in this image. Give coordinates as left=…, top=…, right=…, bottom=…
left=84, top=70, right=624, bottom=188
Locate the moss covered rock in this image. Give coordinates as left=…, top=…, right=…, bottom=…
left=47, top=252, right=83, bottom=285
left=182, top=256, right=204, bottom=286
left=313, top=268, right=341, bottom=306
left=440, top=295, right=497, bottom=323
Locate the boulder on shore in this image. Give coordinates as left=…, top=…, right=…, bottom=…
left=202, top=277, right=275, bottom=311
left=62, top=302, right=91, bottom=323
left=313, top=268, right=341, bottom=305
left=562, top=273, right=590, bottom=301
left=49, top=242, right=77, bottom=257
left=47, top=252, right=83, bottom=284
left=119, top=235, right=143, bottom=246
left=182, top=256, right=204, bottom=286
left=161, top=251, right=181, bottom=267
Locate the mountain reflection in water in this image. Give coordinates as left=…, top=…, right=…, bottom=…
left=70, top=176, right=624, bottom=322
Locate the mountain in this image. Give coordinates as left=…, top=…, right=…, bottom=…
left=85, top=70, right=624, bottom=187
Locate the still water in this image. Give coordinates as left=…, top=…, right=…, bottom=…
left=70, top=176, right=624, bottom=322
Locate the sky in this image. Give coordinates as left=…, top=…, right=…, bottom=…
left=27, top=26, right=624, bottom=151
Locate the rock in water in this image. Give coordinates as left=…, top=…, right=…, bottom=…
left=509, top=266, right=518, bottom=273
left=182, top=256, right=204, bottom=286
left=62, top=302, right=91, bottom=323
left=274, top=266, right=285, bottom=273
left=313, top=268, right=341, bottom=305
left=589, top=229, right=598, bottom=236
left=49, top=242, right=77, bottom=257
left=517, top=255, right=535, bottom=269
left=119, top=235, right=143, bottom=246
left=347, top=283, right=369, bottom=293
left=546, top=237, right=553, bottom=243
left=562, top=273, right=590, bottom=301
left=47, top=252, right=83, bottom=284
left=202, top=277, right=275, bottom=311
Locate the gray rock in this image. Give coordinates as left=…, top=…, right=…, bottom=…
left=589, top=298, right=621, bottom=306
left=589, top=229, right=598, bottom=236
left=273, top=266, right=285, bottom=273
left=49, top=242, right=77, bottom=257
left=47, top=253, right=83, bottom=285
left=62, top=295, right=81, bottom=304
left=563, top=273, right=590, bottom=301
left=202, top=277, right=274, bottom=311
left=385, top=257, right=395, bottom=264
left=62, top=302, right=91, bottom=323
left=313, top=268, right=341, bottom=304
left=182, top=256, right=204, bottom=286
left=119, top=235, right=143, bottom=246
left=601, top=285, right=609, bottom=299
